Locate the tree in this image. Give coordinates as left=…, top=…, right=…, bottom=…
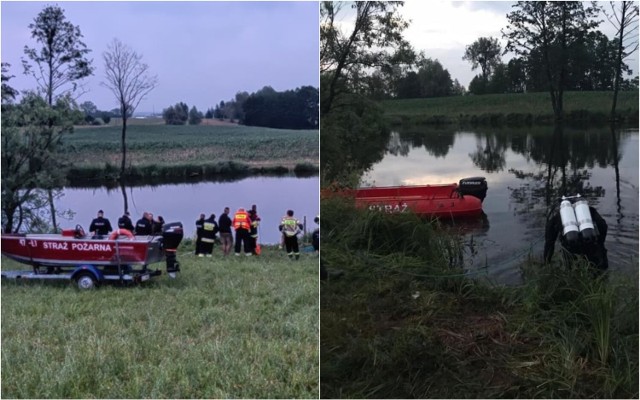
left=22, top=5, right=93, bottom=106
left=462, top=37, right=502, bottom=80
left=80, top=100, right=98, bottom=123
left=102, top=39, right=158, bottom=178
left=205, top=107, right=214, bottom=119
left=320, top=1, right=415, bottom=116
left=163, top=102, right=189, bottom=125
left=503, top=2, right=600, bottom=119
left=605, top=1, right=639, bottom=119
left=1, top=63, right=19, bottom=103
left=2, top=92, right=80, bottom=233
left=416, top=58, right=453, bottom=97
left=188, top=106, right=203, bottom=125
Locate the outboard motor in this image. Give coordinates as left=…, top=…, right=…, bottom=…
left=559, top=197, right=579, bottom=246
left=162, top=222, right=183, bottom=278
left=574, top=197, right=596, bottom=243
left=458, top=177, right=488, bottom=202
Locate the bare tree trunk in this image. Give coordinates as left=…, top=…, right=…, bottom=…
left=610, top=124, right=623, bottom=223
left=120, top=179, right=129, bottom=214
left=611, top=3, right=628, bottom=121
left=48, top=188, right=58, bottom=233
left=120, top=116, right=127, bottom=177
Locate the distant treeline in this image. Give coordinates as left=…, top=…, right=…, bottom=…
left=206, top=86, right=319, bottom=130
left=160, top=86, right=319, bottom=130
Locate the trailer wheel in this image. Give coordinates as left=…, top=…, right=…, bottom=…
left=75, top=272, right=97, bottom=290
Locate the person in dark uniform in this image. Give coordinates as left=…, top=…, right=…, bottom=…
left=153, top=215, right=165, bottom=235
left=544, top=204, right=608, bottom=271
left=248, top=204, right=261, bottom=255
left=195, top=213, right=206, bottom=256
left=134, top=212, right=153, bottom=236
left=218, top=207, right=233, bottom=256
left=201, top=214, right=219, bottom=257
left=89, top=210, right=113, bottom=236
left=312, top=215, right=320, bottom=253
left=118, top=211, right=134, bottom=231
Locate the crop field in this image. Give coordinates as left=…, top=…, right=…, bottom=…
left=1, top=245, right=319, bottom=398
left=64, top=123, right=319, bottom=170
left=382, top=91, right=639, bottom=123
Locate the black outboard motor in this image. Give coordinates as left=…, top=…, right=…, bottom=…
left=458, top=177, right=488, bottom=202
left=162, top=222, right=183, bottom=278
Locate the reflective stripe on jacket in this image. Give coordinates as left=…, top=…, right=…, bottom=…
left=280, top=216, right=301, bottom=237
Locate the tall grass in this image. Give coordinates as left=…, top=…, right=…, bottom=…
left=320, top=198, right=638, bottom=398
left=1, top=245, right=319, bottom=398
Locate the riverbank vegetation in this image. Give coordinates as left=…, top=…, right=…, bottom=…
left=320, top=198, right=638, bottom=398
left=1, top=246, right=319, bottom=398
left=63, top=123, right=318, bottom=186
left=383, top=91, right=640, bottom=127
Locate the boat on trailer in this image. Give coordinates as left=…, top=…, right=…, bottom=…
left=1, top=222, right=184, bottom=289
left=325, top=177, right=488, bottom=219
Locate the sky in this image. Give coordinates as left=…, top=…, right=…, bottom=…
left=2, top=1, right=637, bottom=111
left=1, top=1, right=319, bottom=113
left=326, top=1, right=637, bottom=90
left=398, top=1, right=638, bottom=88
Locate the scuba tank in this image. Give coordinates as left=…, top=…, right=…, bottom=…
left=574, top=198, right=597, bottom=243
left=559, top=197, right=579, bottom=245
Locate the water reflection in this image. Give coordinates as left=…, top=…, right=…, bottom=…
left=363, top=125, right=638, bottom=284
left=55, top=177, right=319, bottom=245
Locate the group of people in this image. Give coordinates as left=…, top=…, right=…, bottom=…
left=89, top=210, right=165, bottom=237
left=89, top=206, right=319, bottom=261
left=195, top=206, right=312, bottom=260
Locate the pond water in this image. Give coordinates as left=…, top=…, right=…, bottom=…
left=55, top=177, right=319, bottom=245
left=362, top=125, right=639, bottom=285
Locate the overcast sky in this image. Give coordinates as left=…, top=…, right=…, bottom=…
left=399, top=1, right=637, bottom=88
left=1, top=1, right=319, bottom=113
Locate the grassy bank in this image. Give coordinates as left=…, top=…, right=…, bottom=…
left=320, top=198, right=638, bottom=398
left=1, top=245, right=319, bottom=398
left=63, top=123, right=318, bottom=185
left=383, top=91, right=639, bottom=126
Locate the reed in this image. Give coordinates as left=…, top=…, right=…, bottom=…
left=320, top=197, right=638, bottom=398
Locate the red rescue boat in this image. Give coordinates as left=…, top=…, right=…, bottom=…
left=326, top=177, right=488, bottom=219
left=1, top=230, right=164, bottom=267
left=1, top=223, right=184, bottom=289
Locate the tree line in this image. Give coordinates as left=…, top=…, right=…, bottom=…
left=161, top=85, right=319, bottom=130
left=352, top=3, right=638, bottom=102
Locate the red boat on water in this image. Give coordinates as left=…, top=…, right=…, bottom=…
left=326, top=177, right=488, bottom=219
left=1, top=223, right=184, bottom=289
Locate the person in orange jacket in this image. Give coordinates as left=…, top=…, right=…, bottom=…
left=232, top=207, right=252, bottom=256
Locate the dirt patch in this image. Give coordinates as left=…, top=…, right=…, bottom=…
left=435, top=313, right=509, bottom=353
left=199, top=118, right=240, bottom=126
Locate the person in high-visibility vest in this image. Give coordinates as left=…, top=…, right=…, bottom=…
left=279, top=209, right=303, bottom=260
left=233, top=208, right=252, bottom=256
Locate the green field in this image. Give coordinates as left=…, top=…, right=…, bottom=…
left=65, top=122, right=319, bottom=171
left=382, top=91, right=639, bottom=125
left=1, top=245, right=319, bottom=398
